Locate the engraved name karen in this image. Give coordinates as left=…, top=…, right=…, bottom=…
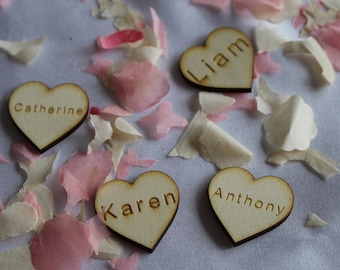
left=186, top=37, right=250, bottom=84
left=211, top=187, right=286, bottom=217
left=13, top=103, right=84, bottom=115
left=101, top=192, right=177, bottom=221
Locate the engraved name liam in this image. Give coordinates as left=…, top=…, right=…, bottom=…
left=186, top=38, right=250, bottom=84
left=101, top=192, right=177, bottom=221
left=211, top=187, right=285, bottom=216
left=13, top=103, right=84, bottom=116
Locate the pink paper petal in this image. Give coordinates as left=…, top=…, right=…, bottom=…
left=112, top=61, right=170, bottom=112
left=100, top=104, right=132, bottom=117
left=292, top=3, right=308, bottom=29
left=138, top=101, right=188, bottom=139
left=225, top=93, right=257, bottom=112
left=0, top=154, right=9, bottom=163
left=12, top=141, right=42, bottom=164
left=116, top=149, right=156, bottom=179
left=97, top=30, right=144, bottom=49
left=90, top=106, right=102, bottom=115
left=191, top=0, right=230, bottom=11
left=85, top=215, right=112, bottom=255
left=232, top=0, right=283, bottom=19
left=30, top=214, right=93, bottom=270
left=150, top=7, right=168, bottom=56
left=59, top=149, right=113, bottom=213
left=254, top=52, right=281, bottom=79
left=312, top=18, right=340, bottom=70
left=85, top=56, right=113, bottom=80
left=108, top=250, right=140, bottom=270
left=0, top=0, right=10, bottom=8
left=23, top=191, right=41, bottom=217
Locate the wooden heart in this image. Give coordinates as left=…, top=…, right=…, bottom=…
left=208, top=167, right=294, bottom=246
left=8, top=81, right=89, bottom=152
left=95, top=171, right=180, bottom=252
left=180, top=27, right=254, bottom=92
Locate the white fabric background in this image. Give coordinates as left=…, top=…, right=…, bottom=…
left=1, top=0, right=340, bottom=269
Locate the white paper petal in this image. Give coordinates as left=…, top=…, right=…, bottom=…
left=128, top=46, right=162, bottom=64
left=169, top=110, right=208, bottom=159
left=106, top=117, right=142, bottom=171
left=92, top=236, right=125, bottom=259
left=0, top=202, right=38, bottom=240
left=304, top=213, right=327, bottom=227
left=0, top=36, right=46, bottom=63
left=318, top=0, right=340, bottom=11
left=255, top=77, right=289, bottom=115
left=267, top=148, right=340, bottom=179
left=88, top=114, right=113, bottom=153
left=255, top=23, right=287, bottom=53
left=20, top=153, right=57, bottom=187
left=263, top=95, right=317, bottom=151
left=0, top=245, right=36, bottom=270
left=199, top=121, right=253, bottom=168
left=283, top=37, right=335, bottom=85
left=268, top=0, right=302, bottom=23
left=199, top=92, right=235, bottom=115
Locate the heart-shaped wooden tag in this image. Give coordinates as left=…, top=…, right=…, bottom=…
left=95, top=171, right=180, bottom=252
left=180, top=27, right=254, bottom=92
left=8, top=81, right=89, bottom=152
left=208, top=167, right=294, bottom=246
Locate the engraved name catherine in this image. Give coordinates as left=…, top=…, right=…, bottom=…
left=186, top=38, right=250, bottom=83
left=13, top=103, right=84, bottom=115
left=211, top=187, right=286, bottom=217
left=101, top=192, right=177, bottom=221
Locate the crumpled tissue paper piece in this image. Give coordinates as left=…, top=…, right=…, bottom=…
left=30, top=214, right=93, bottom=270
left=0, top=202, right=38, bottom=241
left=0, top=245, right=35, bottom=270
left=255, top=77, right=289, bottom=115
left=97, top=29, right=144, bottom=49
left=0, top=36, right=46, bottom=63
left=304, top=213, right=327, bottom=227
left=112, top=61, right=170, bottom=112
left=108, top=250, right=140, bottom=270
left=169, top=111, right=253, bottom=167
left=59, top=149, right=113, bottom=213
left=283, top=36, right=335, bottom=85
left=267, top=148, right=340, bottom=179
left=138, top=101, right=188, bottom=140
left=116, top=148, right=156, bottom=179
left=255, top=23, right=287, bottom=53
left=263, top=95, right=317, bottom=151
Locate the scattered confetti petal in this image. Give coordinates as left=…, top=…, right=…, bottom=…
left=0, top=154, right=9, bottom=163
left=269, top=0, right=302, bottom=23
left=304, top=213, right=327, bottom=227
left=116, top=148, right=156, bottom=179
left=0, top=202, right=38, bottom=240
left=255, top=77, right=289, bottom=115
left=93, top=236, right=124, bottom=259
left=86, top=215, right=112, bottom=255
left=224, top=93, right=257, bottom=112
left=322, top=0, right=340, bottom=11
left=312, top=19, right=340, bottom=71
left=85, top=56, right=113, bottom=81
left=255, top=23, right=286, bottom=53
left=199, top=92, right=235, bottom=115
left=0, top=0, right=10, bottom=9
left=199, top=120, right=254, bottom=168
left=100, top=104, right=131, bottom=118
left=231, top=0, right=284, bottom=20
left=267, top=148, right=340, bottom=179
left=0, top=246, right=35, bottom=270
left=112, top=61, right=170, bottom=112
left=264, top=95, right=317, bottom=151
left=88, top=114, right=113, bottom=153
left=254, top=52, right=281, bottom=78
left=138, top=101, right=188, bottom=140
left=150, top=7, right=167, bottom=56
left=92, top=0, right=127, bottom=18
left=191, top=0, right=230, bottom=10
left=12, top=141, right=42, bottom=164
left=114, top=8, right=145, bottom=30
left=59, top=149, right=113, bottom=213
left=283, top=36, right=335, bottom=85
left=106, top=117, right=143, bottom=171
left=108, top=250, right=140, bottom=270
left=0, top=36, right=46, bottom=63
left=97, top=29, right=144, bottom=49
left=30, top=214, right=93, bottom=270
